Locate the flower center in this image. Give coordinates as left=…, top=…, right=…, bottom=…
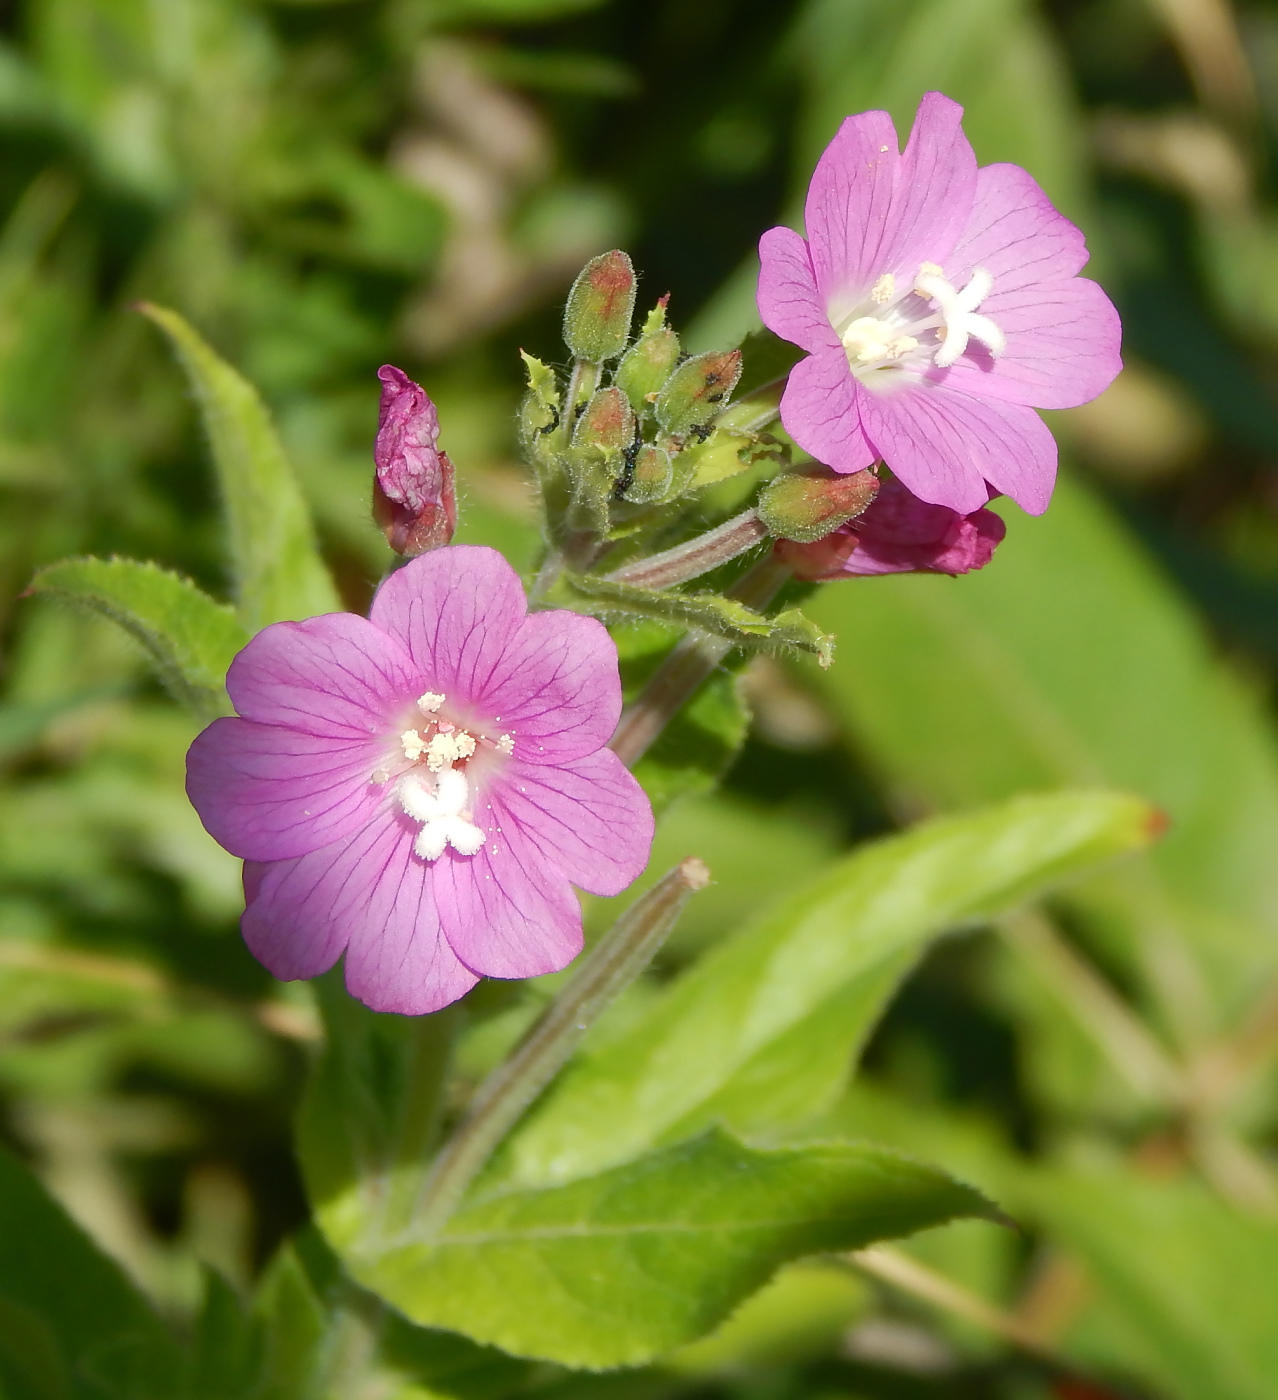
left=835, top=264, right=1005, bottom=378
left=373, top=691, right=514, bottom=862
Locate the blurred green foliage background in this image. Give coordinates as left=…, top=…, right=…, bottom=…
left=3, top=0, right=1278, bottom=1396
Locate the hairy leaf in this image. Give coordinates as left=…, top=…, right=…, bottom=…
left=140, top=303, right=339, bottom=632
left=27, top=556, right=246, bottom=720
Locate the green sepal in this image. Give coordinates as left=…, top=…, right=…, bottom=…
left=27, top=556, right=248, bottom=721
left=616, top=322, right=681, bottom=415
left=555, top=573, right=834, bottom=666
left=517, top=350, right=561, bottom=462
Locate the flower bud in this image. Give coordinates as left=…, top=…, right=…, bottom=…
left=616, top=302, right=681, bottom=413
left=654, top=349, right=742, bottom=438
left=568, top=386, right=636, bottom=529
left=775, top=478, right=1006, bottom=580
left=572, top=386, right=636, bottom=457
left=621, top=445, right=673, bottom=504
left=757, top=465, right=879, bottom=544
left=372, top=365, right=457, bottom=556
left=563, top=250, right=637, bottom=364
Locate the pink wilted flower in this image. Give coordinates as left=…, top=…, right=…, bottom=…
left=776, top=476, right=1005, bottom=580
left=757, top=92, right=1121, bottom=517
left=186, top=546, right=653, bottom=1014
left=372, top=365, right=457, bottom=556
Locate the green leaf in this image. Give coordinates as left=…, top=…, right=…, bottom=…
left=0, top=1145, right=187, bottom=1399
left=502, top=790, right=1157, bottom=1190
left=252, top=1244, right=329, bottom=1400
left=345, top=1129, right=996, bottom=1368
left=557, top=574, right=834, bottom=665
left=26, top=556, right=247, bottom=721
left=296, top=971, right=460, bottom=1252
left=140, top=303, right=339, bottom=632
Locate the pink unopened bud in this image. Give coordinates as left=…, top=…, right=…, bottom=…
left=776, top=478, right=1005, bottom=581
left=372, top=365, right=456, bottom=556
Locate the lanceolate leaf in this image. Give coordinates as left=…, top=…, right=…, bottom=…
left=140, top=303, right=339, bottom=632
left=346, top=1129, right=997, bottom=1368
left=27, top=556, right=247, bottom=721
left=559, top=574, right=834, bottom=665
left=501, top=791, right=1158, bottom=1190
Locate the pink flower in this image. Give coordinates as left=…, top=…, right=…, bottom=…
left=757, top=92, right=1121, bottom=517
left=372, top=365, right=457, bottom=556
left=776, top=477, right=1005, bottom=580
left=186, top=546, right=654, bottom=1014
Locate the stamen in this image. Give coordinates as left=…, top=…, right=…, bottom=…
left=870, top=273, right=895, bottom=305
left=401, top=729, right=427, bottom=761
left=417, top=691, right=445, bottom=714
left=425, top=729, right=478, bottom=772
left=371, top=768, right=390, bottom=784
left=496, top=734, right=514, bottom=756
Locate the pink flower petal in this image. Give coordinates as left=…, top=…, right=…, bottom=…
left=369, top=546, right=526, bottom=700
left=861, top=382, right=1057, bottom=515
left=227, top=613, right=418, bottom=740
left=187, top=717, right=391, bottom=861
left=481, top=611, right=624, bottom=765
left=244, top=813, right=479, bottom=1013
left=757, top=226, right=839, bottom=355
left=948, top=162, right=1090, bottom=291
left=493, top=749, right=654, bottom=898
left=435, top=825, right=582, bottom=981
left=805, top=93, right=976, bottom=317
left=779, top=348, right=877, bottom=476
left=935, top=276, right=1122, bottom=409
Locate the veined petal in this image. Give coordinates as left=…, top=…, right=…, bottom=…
left=494, top=749, right=654, bottom=898
left=949, top=162, right=1091, bottom=291
left=779, top=349, right=877, bottom=476
left=862, top=383, right=1056, bottom=516
left=887, top=92, right=979, bottom=284
left=187, top=717, right=392, bottom=861
left=480, top=610, right=624, bottom=765
left=435, top=822, right=582, bottom=981
left=936, top=276, right=1122, bottom=409
left=243, top=812, right=479, bottom=1013
left=757, top=226, right=840, bottom=354
left=227, top=613, right=418, bottom=739
left=369, top=546, right=526, bottom=701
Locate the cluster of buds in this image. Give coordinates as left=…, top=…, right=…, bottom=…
left=369, top=249, right=1005, bottom=674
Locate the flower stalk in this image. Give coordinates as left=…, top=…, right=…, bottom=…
left=412, top=857, right=711, bottom=1237
left=604, top=509, right=769, bottom=590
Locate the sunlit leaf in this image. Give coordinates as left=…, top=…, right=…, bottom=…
left=26, top=556, right=246, bottom=720
left=140, top=303, right=339, bottom=632
left=501, top=790, right=1156, bottom=1190
left=345, top=1129, right=996, bottom=1368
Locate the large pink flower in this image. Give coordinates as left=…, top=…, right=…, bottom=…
left=186, top=546, right=654, bottom=1015
left=757, top=92, right=1121, bottom=516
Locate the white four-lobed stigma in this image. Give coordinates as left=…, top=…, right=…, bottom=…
left=914, top=264, right=1005, bottom=368
left=400, top=767, right=485, bottom=860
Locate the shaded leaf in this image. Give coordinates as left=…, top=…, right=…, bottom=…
left=27, top=556, right=246, bottom=721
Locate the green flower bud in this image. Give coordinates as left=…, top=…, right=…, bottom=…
left=563, top=250, right=637, bottom=363
left=567, top=386, right=636, bottom=530
left=757, top=466, right=880, bottom=544
left=621, top=445, right=673, bottom=504
left=615, top=304, right=681, bottom=414
left=654, top=349, right=742, bottom=438
left=572, top=386, right=636, bottom=456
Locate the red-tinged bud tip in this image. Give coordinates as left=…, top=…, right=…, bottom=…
left=563, top=250, right=637, bottom=363
left=373, top=365, right=456, bottom=556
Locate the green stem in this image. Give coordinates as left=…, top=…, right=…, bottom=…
left=609, top=556, right=792, bottom=768
left=411, top=858, right=710, bottom=1238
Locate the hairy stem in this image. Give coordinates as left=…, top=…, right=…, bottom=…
left=605, top=509, right=769, bottom=590
left=609, top=556, right=791, bottom=768
left=412, top=858, right=710, bottom=1238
